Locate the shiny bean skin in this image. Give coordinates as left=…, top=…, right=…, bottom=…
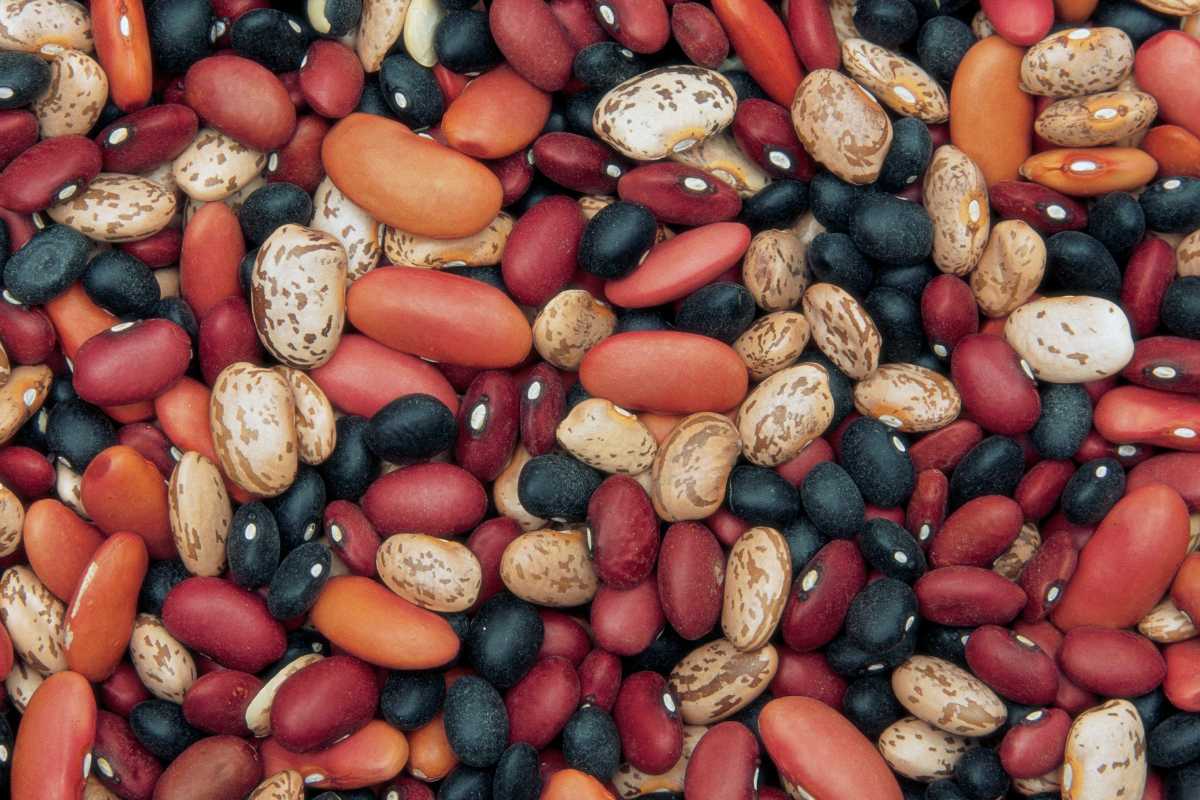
left=613, top=671, right=682, bottom=775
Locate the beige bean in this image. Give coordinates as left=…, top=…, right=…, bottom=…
left=377, top=533, right=482, bottom=612
left=556, top=398, right=657, bottom=475
left=0, top=565, right=66, bottom=675
left=733, top=311, right=810, bottom=381
left=172, top=128, right=267, bottom=203
left=792, top=69, right=892, bottom=185
left=923, top=145, right=990, bottom=276
left=532, top=289, right=616, bottom=371
left=500, top=528, right=598, bottom=607
left=1061, top=699, right=1146, bottom=800
left=971, top=220, right=1047, bottom=318
left=1019, top=27, right=1135, bottom=98
left=670, top=132, right=772, bottom=198
left=742, top=229, right=809, bottom=311
left=669, top=638, right=777, bottom=725
left=877, top=716, right=977, bottom=783
left=1004, top=295, right=1135, bottom=383
left=841, top=38, right=949, bottom=123
left=210, top=362, right=298, bottom=497
left=168, top=452, right=231, bottom=577
left=384, top=212, right=513, bottom=268
left=32, top=45, right=105, bottom=137
left=802, top=282, right=882, bottom=380
left=129, top=613, right=196, bottom=703
left=736, top=363, right=833, bottom=466
left=852, top=363, right=961, bottom=433
left=275, top=366, right=337, bottom=466
left=46, top=173, right=177, bottom=242
left=892, top=655, right=1007, bottom=737
left=650, top=412, right=741, bottom=522
left=309, top=176, right=381, bottom=283
left=722, top=526, right=791, bottom=651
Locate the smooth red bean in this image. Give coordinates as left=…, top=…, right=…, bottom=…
left=455, top=370, right=519, bottom=482
left=915, top=566, right=1028, bottom=626
left=532, top=132, right=627, bottom=195
left=324, top=500, right=381, bottom=578
left=930, top=495, right=1024, bottom=568
left=184, top=54, right=298, bottom=151
left=271, top=655, right=379, bottom=753
left=905, top=468, right=948, bottom=548
left=180, top=201, right=245, bottom=319
left=265, top=114, right=329, bottom=194
left=1135, top=31, right=1200, bottom=142
left=152, top=736, right=262, bottom=800
left=1172, top=554, right=1200, bottom=627
left=0, top=110, right=38, bottom=170
left=120, top=226, right=183, bottom=268
left=298, top=40, right=364, bottom=119
left=1122, top=337, right=1200, bottom=397
left=72, top=319, right=191, bottom=406
left=731, top=98, right=814, bottom=181
left=593, top=0, right=669, bottom=53
left=1127, top=453, right=1200, bottom=510
left=519, top=363, right=565, bottom=456
left=908, top=419, right=984, bottom=473
left=770, top=647, right=846, bottom=709
left=537, top=610, right=590, bottom=666
left=261, top=719, right=408, bottom=789
left=711, top=0, right=803, bottom=107
left=921, top=275, right=979, bottom=358
left=11, top=671, right=96, bottom=800
left=96, top=104, right=199, bottom=173
left=606, top=223, right=751, bottom=308
left=1019, top=532, right=1078, bottom=623
left=951, top=334, right=1040, bottom=435
left=1015, top=459, right=1075, bottom=521
left=501, top=195, right=586, bottom=307
left=80, top=445, right=175, bottom=560
left=1165, top=639, right=1200, bottom=712
left=578, top=648, right=622, bottom=711
left=590, top=578, right=664, bottom=656
left=361, top=463, right=487, bottom=536
left=587, top=475, right=658, bottom=589
left=0, top=299, right=56, bottom=364
left=309, top=334, right=459, bottom=417
left=786, top=0, right=839, bottom=71
left=671, top=2, right=729, bottom=69
left=657, top=521, right=725, bottom=640
left=506, top=656, right=581, bottom=749
left=65, top=532, right=148, bottom=683
left=93, top=710, right=162, bottom=800
left=613, top=671, right=682, bottom=775
left=980, top=0, right=1052, bottom=45
left=1122, top=237, right=1176, bottom=339
left=182, top=670, right=262, bottom=736
left=617, top=164, right=743, bottom=227
left=1059, top=627, right=1166, bottom=697
left=198, top=296, right=262, bottom=386
left=988, top=181, right=1087, bottom=235
left=162, top=577, right=287, bottom=673
left=490, top=0, right=575, bottom=91
left=0, top=446, right=55, bottom=499
left=781, top=540, right=867, bottom=652
left=0, top=135, right=102, bottom=211
left=999, top=707, right=1071, bottom=780
left=964, top=624, right=1058, bottom=705
left=685, top=720, right=758, bottom=800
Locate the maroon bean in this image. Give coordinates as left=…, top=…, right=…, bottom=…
left=0, top=110, right=37, bottom=170
left=550, top=0, right=607, bottom=49
left=1128, top=452, right=1200, bottom=510
left=0, top=445, right=53, bottom=500
left=490, top=0, right=576, bottom=91
left=98, top=662, right=151, bottom=717
left=1072, top=430, right=1153, bottom=469
left=593, top=0, right=670, bottom=52
left=587, top=475, right=658, bottom=589
left=1014, top=620, right=1099, bottom=717
left=731, top=98, right=814, bottom=181
left=1122, top=336, right=1200, bottom=395
left=921, top=274, right=979, bottom=358
left=999, top=707, right=1071, bottom=780
left=265, top=114, right=329, bottom=194
left=617, top=163, right=742, bottom=226
left=706, top=507, right=752, bottom=548
left=271, top=655, right=379, bottom=753
left=908, top=419, right=984, bottom=473
left=914, top=566, right=1027, bottom=626
left=1121, top=237, right=1177, bottom=339
left=118, top=423, right=177, bottom=478
left=505, top=656, right=581, bottom=749
left=95, top=104, right=199, bottom=173
left=93, top=710, right=163, bottom=800
left=487, top=150, right=535, bottom=207
left=613, top=671, right=682, bottom=775
left=360, top=463, right=488, bottom=536
left=198, top=296, right=263, bottom=386
left=502, top=196, right=586, bottom=307
left=162, top=577, right=287, bottom=673
left=905, top=468, right=948, bottom=548
left=0, top=298, right=55, bottom=364
left=382, top=776, right=436, bottom=800
left=532, top=132, right=628, bottom=195
left=684, top=721, right=759, bottom=800
left=466, top=516, right=522, bottom=611
left=929, top=495, right=1023, bottom=568
left=1041, top=512, right=1095, bottom=551
left=439, top=362, right=481, bottom=394
left=297, top=40, right=364, bottom=119
left=951, top=334, right=1040, bottom=436
left=184, top=54, right=298, bottom=151
left=537, top=609, right=591, bottom=666
left=775, top=438, right=834, bottom=487
left=455, top=370, right=520, bottom=482
left=769, top=646, right=847, bottom=709
left=780, top=540, right=867, bottom=653
left=72, top=319, right=192, bottom=406
left=657, top=521, right=725, bottom=640
left=1059, top=627, right=1166, bottom=698
left=324, top=499, right=382, bottom=578
left=964, top=624, right=1058, bottom=705
left=590, top=577, right=664, bottom=656
left=1018, top=531, right=1078, bottom=623
left=1014, top=459, right=1075, bottom=521
left=989, top=180, right=1087, bottom=235
left=578, top=648, right=622, bottom=711
left=671, top=2, right=730, bottom=69
left=152, top=736, right=262, bottom=800
left=120, top=227, right=183, bottom=268
left=181, top=670, right=263, bottom=736
left=0, top=134, right=101, bottom=212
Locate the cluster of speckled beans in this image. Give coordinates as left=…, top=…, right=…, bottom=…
left=1, top=0, right=1200, bottom=798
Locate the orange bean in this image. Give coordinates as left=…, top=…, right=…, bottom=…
left=65, top=532, right=148, bottom=682
left=261, top=720, right=408, bottom=789
left=406, top=712, right=457, bottom=782
left=1052, top=0, right=1098, bottom=22
left=90, top=0, right=153, bottom=111
left=950, top=36, right=1034, bottom=186
left=1141, top=125, right=1200, bottom=179
left=43, top=282, right=117, bottom=360
left=23, top=498, right=105, bottom=601
left=180, top=202, right=245, bottom=319
left=11, top=671, right=96, bottom=800
left=1019, top=147, right=1159, bottom=196
left=80, top=445, right=176, bottom=560
left=541, top=769, right=617, bottom=800
left=712, top=0, right=804, bottom=107
left=442, top=66, right=551, bottom=160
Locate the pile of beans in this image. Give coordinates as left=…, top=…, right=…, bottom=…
left=1, top=0, right=1200, bottom=798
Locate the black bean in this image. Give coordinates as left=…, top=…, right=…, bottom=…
left=467, top=592, right=543, bottom=689
left=444, top=676, right=509, bottom=768
left=226, top=501, right=281, bottom=589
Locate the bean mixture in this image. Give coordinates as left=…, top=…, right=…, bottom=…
left=0, top=0, right=1198, bottom=797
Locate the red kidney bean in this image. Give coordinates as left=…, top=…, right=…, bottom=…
left=578, top=648, right=622, bottom=712
left=310, top=334, right=460, bottom=417
left=1136, top=31, right=1200, bottom=142
left=905, top=468, right=948, bottom=548
left=617, top=164, right=743, bottom=227
left=1041, top=512, right=1095, bottom=551
left=519, top=363, right=565, bottom=457
left=593, top=0, right=669, bottom=52
left=613, top=671, right=682, bottom=775
left=271, top=655, right=379, bottom=753
left=587, top=475, right=658, bottom=589
left=265, top=114, right=329, bottom=194
left=184, top=54, right=298, bottom=151
left=181, top=670, right=262, bottom=736
left=908, top=419, right=984, bottom=473
left=685, top=720, right=758, bottom=800
left=657, top=521, right=725, bottom=640
left=1059, top=627, right=1166, bottom=697
left=706, top=508, right=751, bottom=547
left=152, top=735, right=262, bottom=800
left=915, top=566, right=1027, bottom=626
left=198, top=296, right=262, bottom=386
left=1165, top=639, right=1200, bottom=712
left=929, top=495, right=1024, bottom=568
left=1171, top=553, right=1200, bottom=624
left=361, top=462, right=487, bottom=536
left=591, top=578, right=664, bottom=656
left=11, top=671, right=96, bottom=800
left=323, top=500, right=381, bottom=578
left=0, top=446, right=54, bottom=499
left=72, top=319, right=192, bottom=406
left=1015, top=459, right=1074, bottom=521
left=1019, top=532, right=1078, bottom=623
left=490, top=0, right=575, bottom=91
left=120, top=226, right=183, bottom=268
left=180, top=202, right=245, bottom=320
left=298, top=40, right=364, bottom=119
left=549, top=0, right=605, bottom=49
left=96, top=104, right=199, bottom=173
left=1127, top=452, right=1200, bottom=510
left=0, top=206, right=36, bottom=251
left=0, top=135, right=102, bottom=212
left=781, top=540, right=867, bottom=653
left=455, top=370, right=519, bottom=482
left=670, top=2, right=729, bottom=69
left=1072, top=430, right=1153, bottom=470
left=0, top=299, right=56, bottom=365
left=1053, top=483, right=1190, bottom=630
left=533, top=132, right=628, bottom=195
left=999, top=707, right=1071, bottom=780
left=506, top=656, right=581, bottom=749
left=162, top=577, right=287, bottom=673
left=1122, top=237, right=1177, bottom=339
left=786, top=0, right=840, bottom=71
left=770, top=647, right=847, bottom=709
left=466, top=517, right=522, bottom=612
left=1122, top=336, right=1200, bottom=396
left=487, top=150, right=535, bottom=207
left=964, top=624, right=1058, bottom=705
left=0, top=110, right=38, bottom=170
left=921, top=275, right=979, bottom=358
left=93, top=710, right=162, bottom=800
left=951, top=334, right=1040, bottom=436
left=980, top=0, right=1052, bottom=45
left=278, top=71, right=306, bottom=111
left=775, top=438, right=834, bottom=487
left=1014, top=619, right=1099, bottom=716
left=731, top=98, right=814, bottom=181
left=989, top=181, right=1087, bottom=235
left=537, top=610, right=591, bottom=665
left=502, top=196, right=586, bottom=307
left=99, top=662, right=151, bottom=717
left=607, top=222, right=751, bottom=311
left=384, top=776, right=436, bottom=800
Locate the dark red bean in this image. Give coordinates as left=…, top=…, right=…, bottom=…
left=383, top=777, right=436, bottom=800
left=120, top=227, right=183, bottom=268
left=323, top=499, right=381, bottom=578
left=921, top=275, right=979, bottom=358
left=908, top=419, right=984, bottom=473
left=0, top=110, right=38, bottom=170
left=183, top=54, right=297, bottom=151
left=502, top=196, right=586, bottom=307
left=951, top=334, right=1040, bottom=436
left=770, top=647, right=847, bottom=709
left=775, top=438, right=834, bottom=487
left=617, top=163, right=742, bottom=226
left=1127, top=452, right=1200, bottom=509
left=671, top=2, right=730, bottom=69
left=590, top=578, right=664, bottom=656
left=550, top=0, right=606, bottom=49
left=162, top=577, right=287, bottom=673
left=786, top=0, right=840, bottom=71
left=1122, top=336, right=1200, bottom=395
left=0, top=135, right=102, bottom=212
left=780, top=540, right=867, bottom=653
left=487, top=150, right=535, bottom=207
left=586, top=475, right=658, bottom=589
left=989, top=180, right=1087, bottom=235
left=705, top=507, right=751, bottom=548
left=93, top=710, right=163, bottom=800
left=1072, top=429, right=1153, bottom=469
left=466, top=516, right=522, bottom=612
left=455, top=370, right=520, bottom=482
left=1014, top=459, right=1075, bottom=521
left=536, top=610, right=591, bottom=666
left=360, top=463, right=488, bottom=536
left=265, top=114, right=329, bottom=194
left=98, top=662, right=151, bottom=717
left=657, top=521, right=725, bottom=640
left=685, top=720, right=758, bottom=800
left=1059, top=627, right=1166, bottom=697
left=929, top=495, right=1024, bottom=568
left=72, top=319, right=192, bottom=406
left=181, top=670, right=263, bottom=736
left=1122, top=237, right=1177, bottom=338
left=613, top=670, right=682, bottom=775
left=271, top=655, right=379, bottom=753
left=914, top=566, right=1028, bottom=626
left=152, top=735, right=262, bottom=800
left=532, top=132, right=628, bottom=195
left=506, top=656, right=581, bottom=749
left=731, top=98, right=816, bottom=183
left=95, top=104, right=199, bottom=173
left=490, top=0, right=575, bottom=91
left=964, top=624, right=1058, bottom=705
left=0, top=446, right=54, bottom=499
left=1018, top=531, right=1078, bottom=623
left=905, top=468, right=948, bottom=548
left=593, top=0, right=670, bottom=52
left=998, top=707, right=1071, bottom=780
left=0, top=205, right=36, bottom=251
left=578, top=648, right=622, bottom=712
left=198, top=297, right=262, bottom=386
left=297, top=39, right=364, bottom=119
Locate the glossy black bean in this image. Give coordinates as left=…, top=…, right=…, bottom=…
left=1132, top=688, right=1172, bottom=731
left=920, top=623, right=972, bottom=666
left=779, top=515, right=828, bottom=574
left=616, top=307, right=671, bottom=333
left=850, top=194, right=933, bottom=267
left=804, top=350, right=855, bottom=427
left=466, top=592, right=543, bottom=689
left=809, top=171, right=868, bottom=233
left=800, top=461, right=865, bottom=539
left=726, top=464, right=802, bottom=527
left=825, top=627, right=915, bottom=677
left=82, top=251, right=160, bottom=317
left=356, top=82, right=396, bottom=119
left=1030, top=383, right=1092, bottom=460
left=517, top=453, right=603, bottom=522
left=953, top=748, right=1009, bottom=800
left=578, top=201, right=657, bottom=279
left=493, top=743, right=541, bottom=800
left=153, top=296, right=198, bottom=342
left=225, top=501, right=281, bottom=589
left=740, top=180, right=809, bottom=231
left=573, top=42, right=647, bottom=91
left=865, top=286, right=925, bottom=363
left=722, top=69, right=767, bottom=102
left=365, top=393, right=456, bottom=463
left=926, top=779, right=970, bottom=800
left=1045, top=231, right=1121, bottom=297
left=306, top=0, right=361, bottom=37
left=625, top=625, right=692, bottom=676
left=562, top=704, right=621, bottom=781
left=1061, top=457, right=1125, bottom=526
left=564, top=88, right=605, bottom=136
left=1092, top=0, right=1176, bottom=46
left=874, top=261, right=937, bottom=303
left=842, top=675, right=905, bottom=738
left=377, top=54, right=445, bottom=131
left=237, top=182, right=314, bottom=246
left=857, top=517, right=926, bottom=583
left=917, top=16, right=974, bottom=85
left=434, top=9, right=501, bottom=74
left=147, top=0, right=214, bottom=74
left=268, top=464, right=326, bottom=552
left=230, top=8, right=311, bottom=72
left=1162, top=277, right=1200, bottom=340
left=854, top=0, right=919, bottom=48
left=439, top=766, right=494, bottom=800
left=128, top=700, right=203, bottom=762
left=674, top=282, right=755, bottom=343
left=381, top=669, right=445, bottom=731
left=445, top=676, right=509, bottom=768
left=0, top=52, right=50, bottom=109
left=45, top=397, right=116, bottom=472
left=266, top=541, right=331, bottom=619
left=1149, top=713, right=1200, bottom=768
left=807, top=232, right=874, bottom=297
left=878, top=117, right=933, bottom=192
left=446, top=264, right=507, bottom=291
left=319, top=415, right=380, bottom=502
left=948, top=435, right=1024, bottom=507
left=137, top=558, right=189, bottom=616
left=844, top=577, right=918, bottom=653
left=839, top=417, right=916, bottom=508
left=1086, top=191, right=1145, bottom=259
left=4, top=224, right=89, bottom=305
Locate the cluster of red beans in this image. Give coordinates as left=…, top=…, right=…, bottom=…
left=1, top=0, right=1200, bottom=797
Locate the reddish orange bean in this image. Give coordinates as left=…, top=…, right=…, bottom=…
left=80, top=445, right=176, bottom=560
left=1172, top=553, right=1200, bottom=629
left=261, top=720, right=408, bottom=789
left=180, top=202, right=245, bottom=319
left=1141, top=125, right=1200, bottom=179
left=347, top=267, right=532, bottom=368
left=1095, top=386, right=1200, bottom=452
left=711, top=0, right=804, bottom=107
left=1135, top=31, right=1200, bottom=142
left=406, top=711, right=457, bottom=781
left=1053, top=0, right=1098, bottom=22
left=11, top=671, right=96, bottom=800
left=184, top=54, right=297, bottom=152
left=91, top=0, right=153, bottom=111
left=1053, top=483, right=1190, bottom=630
left=0, top=623, right=13, bottom=681
left=950, top=37, right=1034, bottom=186
left=308, top=334, right=460, bottom=417
left=23, top=498, right=105, bottom=601
left=42, top=282, right=117, bottom=360
left=65, top=532, right=148, bottom=682
left=1165, top=639, right=1200, bottom=712
left=442, top=66, right=551, bottom=160
left=310, top=576, right=460, bottom=669
left=1018, top=147, right=1159, bottom=196
left=541, top=769, right=617, bottom=800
